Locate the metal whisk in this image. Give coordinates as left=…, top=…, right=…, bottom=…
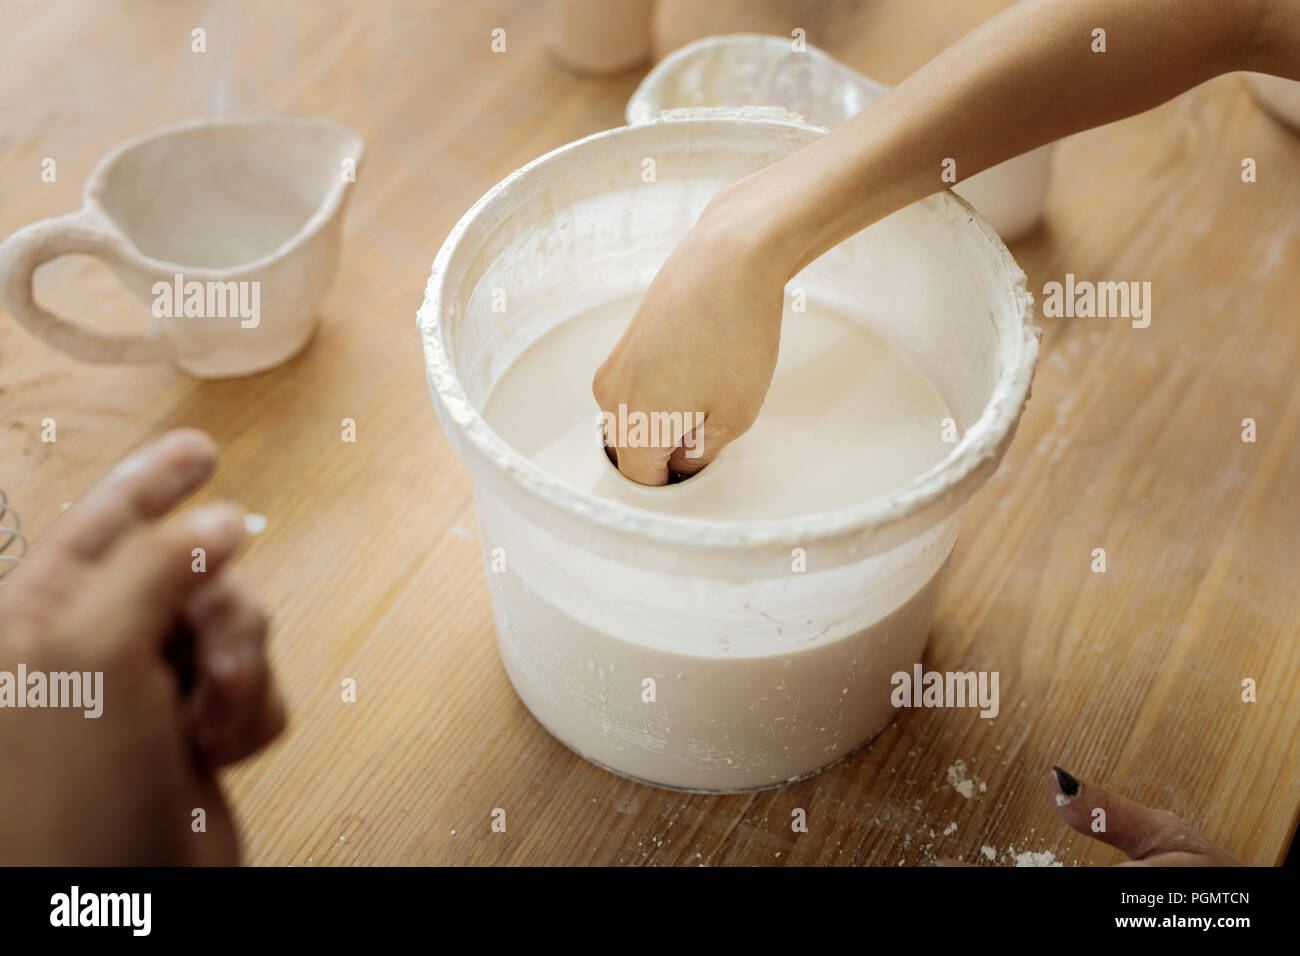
left=0, top=490, right=27, bottom=584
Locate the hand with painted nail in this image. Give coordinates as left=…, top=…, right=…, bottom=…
left=1042, top=767, right=1245, bottom=866
left=0, top=429, right=284, bottom=865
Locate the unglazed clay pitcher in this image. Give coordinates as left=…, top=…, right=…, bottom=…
left=0, top=116, right=363, bottom=378
left=419, top=108, right=1039, bottom=792
left=628, top=34, right=1056, bottom=242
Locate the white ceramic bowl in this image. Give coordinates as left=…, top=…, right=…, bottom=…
left=628, top=34, right=1056, bottom=243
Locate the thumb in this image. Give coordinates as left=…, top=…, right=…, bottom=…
left=78, top=503, right=247, bottom=655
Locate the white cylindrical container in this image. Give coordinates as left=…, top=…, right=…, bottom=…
left=547, top=0, right=655, bottom=75
left=419, top=114, right=1037, bottom=791
left=627, top=33, right=1056, bottom=243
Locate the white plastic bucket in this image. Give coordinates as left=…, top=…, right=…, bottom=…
left=419, top=113, right=1037, bottom=790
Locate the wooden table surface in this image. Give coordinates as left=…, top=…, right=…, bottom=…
left=1, top=0, right=1296, bottom=866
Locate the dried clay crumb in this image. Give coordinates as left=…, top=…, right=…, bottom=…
left=946, top=759, right=986, bottom=799
left=1011, top=848, right=1063, bottom=867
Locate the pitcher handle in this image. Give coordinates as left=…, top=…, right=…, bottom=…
left=0, top=208, right=174, bottom=364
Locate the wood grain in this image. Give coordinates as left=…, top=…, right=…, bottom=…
left=0, top=0, right=1295, bottom=866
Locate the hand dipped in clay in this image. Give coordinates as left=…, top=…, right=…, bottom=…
left=596, top=0, right=1298, bottom=485
left=593, top=188, right=790, bottom=485
left=0, top=429, right=284, bottom=865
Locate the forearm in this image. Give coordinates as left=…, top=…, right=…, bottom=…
left=721, top=0, right=1294, bottom=274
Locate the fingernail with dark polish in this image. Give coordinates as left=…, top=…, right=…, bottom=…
left=1053, top=765, right=1080, bottom=797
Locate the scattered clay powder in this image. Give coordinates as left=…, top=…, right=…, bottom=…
left=942, top=822, right=958, bottom=836
left=1011, top=848, right=1063, bottom=867
left=981, top=845, right=996, bottom=861
left=946, top=760, right=986, bottom=799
